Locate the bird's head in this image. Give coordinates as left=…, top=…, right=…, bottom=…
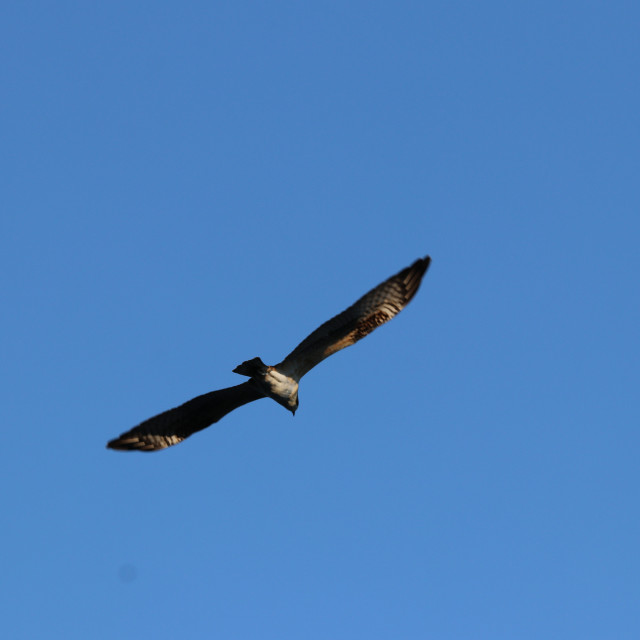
left=288, top=392, right=299, bottom=416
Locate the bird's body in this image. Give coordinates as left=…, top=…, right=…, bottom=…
left=107, top=255, right=431, bottom=452
left=233, top=357, right=299, bottom=412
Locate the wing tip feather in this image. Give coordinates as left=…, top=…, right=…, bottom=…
left=106, top=434, right=182, bottom=452
left=416, top=254, right=431, bottom=274
left=401, top=254, right=431, bottom=300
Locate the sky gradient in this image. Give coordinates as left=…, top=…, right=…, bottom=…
left=2, top=2, right=639, bottom=638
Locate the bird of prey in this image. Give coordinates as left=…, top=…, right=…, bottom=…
left=107, top=255, right=431, bottom=452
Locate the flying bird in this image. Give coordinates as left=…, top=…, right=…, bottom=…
left=107, top=255, right=431, bottom=452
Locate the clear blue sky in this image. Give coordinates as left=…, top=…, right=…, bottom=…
left=2, top=2, right=638, bottom=638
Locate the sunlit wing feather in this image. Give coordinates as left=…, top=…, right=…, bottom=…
left=278, top=256, right=431, bottom=379
left=107, top=382, right=265, bottom=451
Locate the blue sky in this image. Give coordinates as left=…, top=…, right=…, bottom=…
left=2, top=1, right=639, bottom=638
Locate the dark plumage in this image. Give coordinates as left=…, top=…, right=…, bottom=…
left=107, top=255, right=431, bottom=452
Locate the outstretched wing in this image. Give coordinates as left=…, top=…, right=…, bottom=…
left=278, top=255, right=431, bottom=379
left=107, top=381, right=265, bottom=452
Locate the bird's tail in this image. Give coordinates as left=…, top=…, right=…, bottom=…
left=233, top=357, right=267, bottom=377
